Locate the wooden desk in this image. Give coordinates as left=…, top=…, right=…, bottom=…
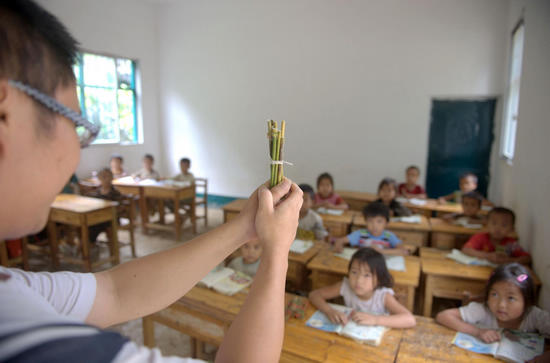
left=352, top=214, right=431, bottom=247
left=419, top=247, right=450, bottom=259
left=317, top=210, right=355, bottom=237
left=143, top=286, right=404, bottom=362
left=395, top=316, right=501, bottom=362
left=429, top=218, right=483, bottom=249
left=287, top=242, right=324, bottom=291
left=336, top=190, right=377, bottom=212
left=307, top=250, right=420, bottom=312
left=222, top=198, right=246, bottom=223
left=48, top=194, right=119, bottom=272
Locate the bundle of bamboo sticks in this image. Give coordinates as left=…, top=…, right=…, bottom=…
left=267, top=120, right=286, bottom=188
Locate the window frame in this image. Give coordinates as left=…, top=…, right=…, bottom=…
left=500, top=20, right=525, bottom=162
left=74, top=49, right=140, bottom=146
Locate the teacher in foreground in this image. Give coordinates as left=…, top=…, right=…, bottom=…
left=0, top=1, right=303, bottom=362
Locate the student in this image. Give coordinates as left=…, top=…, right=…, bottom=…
left=110, top=154, right=127, bottom=179
left=333, top=202, right=406, bottom=256
left=61, top=173, right=80, bottom=194
left=462, top=207, right=531, bottom=265
left=436, top=263, right=549, bottom=343
left=439, top=172, right=493, bottom=206
left=297, top=184, right=328, bottom=241
left=314, top=172, right=349, bottom=210
left=376, top=178, right=411, bottom=217
left=309, top=248, right=415, bottom=328
left=132, top=153, right=160, bottom=180
left=398, top=165, right=427, bottom=199
left=173, top=157, right=195, bottom=183
left=443, top=191, right=486, bottom=226
left=0, top=2, right=302, bottom=362
left=228, top=239, right=262, bottom=277
left=88, top=168, right=123, bottom=244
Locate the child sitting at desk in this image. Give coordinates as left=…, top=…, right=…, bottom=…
left=110, top=154, right=127, bottom=179
left=438, top=172, right=493, bottom=206
left=333, top=202, right=407, bottom=256
left=228, top=239, right=262, bottom=278
left=297, top=184, right=328, bottom=241
left=436, top=263, right=549, bottom=343
left=309, top=248, right=415, bottom=328
left=376, top=178, right=411, bottom=217
left=172, top=157, right=195, bottom=184
left=132, top=153, right=160, bottom=180
left=462, top=207, right=531, bottom=265
left=443, top=191, right=486, bottom=226
left=88, top=168, right=123, bottom=244
left=313, top=172, right=348, bottom=210
left=398, top=165, right=427, bottom=199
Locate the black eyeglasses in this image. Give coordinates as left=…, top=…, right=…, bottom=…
left=8, top=79, right=99, bottom=148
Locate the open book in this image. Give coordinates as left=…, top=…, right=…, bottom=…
left=199, top=267, right=252, bottom=296
left=290, top=239, right=314, bottom=254
left=396, top=197, right=427, bottom=206
left=453, top=331, right=544, bottom=363
left=454, top=217, right=483, bottom=229
left=306, top=304, right=387, bottom=346
left=334, top=248, right=405, bottom=271
left=317, top=207, right=344, bottom=216
left=446, top=249, right=497, bottom=268
left=391, top=215, right=422, bottom=224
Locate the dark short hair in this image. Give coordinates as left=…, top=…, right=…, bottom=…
left=462, top=191, right=483, bottom=207
left=488, top=207, right=516, bottom=226
left=180, top=157, right=191, bottom=165
left=299, top=184, right=315, bottom=199
left=460, top=172, right=478, bottom=184
left=0, top=0, right=79, bottom=134
left=406, top=165, right=420, bottom=174
left=378, top=177, right=397, bottom=193
left=98, top=167, right=113, bottom=177
left=316, top=172, right=334, bottom=188
left=362, top=202, right=390, bottom=222
left=485, top=263, right=535, bottom=315
left=144, top=154, right=154, bottom=162
left=110, top=154, right=123, bottom=163
left=349, top=248, right=393, bottom=288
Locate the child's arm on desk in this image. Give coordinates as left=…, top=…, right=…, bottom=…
left=374, top=245, right=408, bottom=256
left=436, top=308, right=501, bottom=343
left=309, top=282, right=348, bottom=325
left=438, top=193, right=454, bottom=204
left=351, top=294, right=415, bottom=328
left=86, top=180, right=294, bottom=329
left=332, top=236, right=350, bottom=252
left=217, top=183, right=303, bottom=363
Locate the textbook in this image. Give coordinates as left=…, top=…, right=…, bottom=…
left=317, top=207, right=344, bottom=216
left=334, top=247, right=358, bottom=260
left=334, top=248, right=405, bottom=271
left=305, top=303, right=387, bottom=346
left=396, top=197, right=427, bottom=206
left=391, top=215, right=422, bottom=224
left=199, top=267, right=252, bottom=296
left=446, top=249, right=497, bottom=268
left=290, top=239, right=314, bottom=254
left=453, top=331, right=544, bottom=363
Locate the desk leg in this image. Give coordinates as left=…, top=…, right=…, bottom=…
left=158, top=200, right=165, bottom=225
left=423, top=274, right=434, bottom=317
left=0, top=241, right=8, bottom=267
left=174, top=197, right=181, bottom=240
left=110, top=207, right=120, bottom=266
left=191, top=197, right=197, bottom=235
left=80, top=225, right=92, bottom=272
left=142, top=316, right=156, bottom=348
left=406, top=286, right=415, bottom=312
left=139, top=189, right=148, bottom=234
left=21, top=237, right=29, bottom=270
left=47, top=221, right=60, bottom=270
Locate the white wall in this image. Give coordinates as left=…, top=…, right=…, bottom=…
left=37, top=0, right=164, bottom=178
left=157, top=0, right=508, bottom=197
left=491, top=0, right=550, bottom=310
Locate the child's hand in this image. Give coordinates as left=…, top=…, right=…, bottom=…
left=332, top=241, right=344, bottom=253
left=476, top=328, right=501, bottom=343
left=325, top=308, right=349, bottom=325
left=438, top=197, right=447, bottom=204
left=350, top=311, right=378, bottom=325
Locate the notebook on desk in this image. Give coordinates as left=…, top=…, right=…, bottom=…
left=199, top=267, right=252, bottom=296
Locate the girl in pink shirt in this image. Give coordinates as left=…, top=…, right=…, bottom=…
left=314, top=172, right=349, bottom=210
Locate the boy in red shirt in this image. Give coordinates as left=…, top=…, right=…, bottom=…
left=462, top=207, right=531, bottom=265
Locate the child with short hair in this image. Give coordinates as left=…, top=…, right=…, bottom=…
left=436, top=263, right=549, bottom=344
left=110, top=154, right=127, bottom=179
left=309, top=248, right=415, bottom=328
left=297, top=184, right=328, bottom=241
left=314, top=172, right=348, bottom=210
left=88, top=168, right=123, bottom=243
left=172, top=157, right=194, bottom=183
left=438, top=172, right=492, bottom=205
left=462, top=207, right=531, bottom=265
left=398, top=165, right=427, bottom=199
left=333, top=202, right=406, bottom=256
left=443, top=191, right=486, bottom=226
left=228, top=239, right=262, bottom=277
left=132, top=154, right=160, bottom=180
left=376, top=178, right=411, bottom=217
